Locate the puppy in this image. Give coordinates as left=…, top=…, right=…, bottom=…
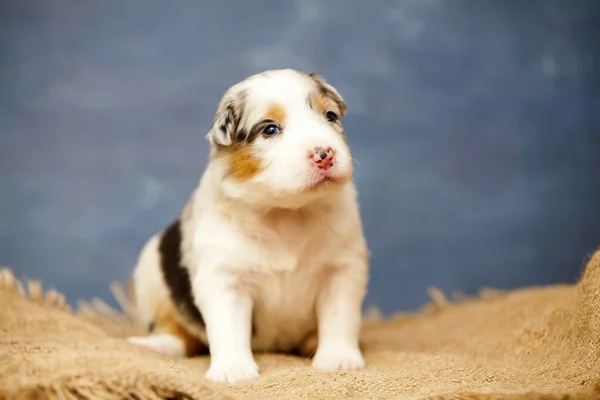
left=127, top=69, right=370, bottom=384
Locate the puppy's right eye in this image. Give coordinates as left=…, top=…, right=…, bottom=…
left=263, top=124, right=280, bottom=136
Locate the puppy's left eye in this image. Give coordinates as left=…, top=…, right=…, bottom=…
left=325, top=111, right=338, bottom=123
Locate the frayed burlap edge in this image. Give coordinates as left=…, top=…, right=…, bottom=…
left=2, top=381, right=197, bottom=400
left=0, top=268, right=213, bottom=400
left=1, top=265, right=599, bottom=400
left=417, top=380, right=600, bottom=400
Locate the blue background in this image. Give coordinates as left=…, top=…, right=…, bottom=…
left=2, top=0, right=599, bottom=314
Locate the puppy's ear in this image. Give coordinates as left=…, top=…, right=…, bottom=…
left=307, top=73, right=347, bottom=116
left=206, top=93, right=245, bottom=147
left=206, top=102, right=235, bottom=147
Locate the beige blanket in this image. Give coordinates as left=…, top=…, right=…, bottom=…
left=2, top=248, right=600, bottom=400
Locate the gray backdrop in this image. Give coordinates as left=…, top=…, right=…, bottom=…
left=2, top=0, right=599, bottom=314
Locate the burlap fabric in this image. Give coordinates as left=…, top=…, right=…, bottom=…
left=1, top=248, right=600, bottom=400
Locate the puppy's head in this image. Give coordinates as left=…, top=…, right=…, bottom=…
left=207, top=69, right=353, bottom=208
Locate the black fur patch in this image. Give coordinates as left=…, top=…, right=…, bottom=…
left=247, top=120, right=274, bottom=143
left=159, top=219, right=205, bottom=328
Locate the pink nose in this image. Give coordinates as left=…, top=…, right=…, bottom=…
left=311, top=147, right=335, bottom=170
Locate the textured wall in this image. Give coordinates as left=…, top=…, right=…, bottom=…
left=1, top=1, right=599, bottom=314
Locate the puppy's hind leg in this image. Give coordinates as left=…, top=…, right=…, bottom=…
left=127, top=333, right=187, bottom=357
left=127, top=304, right=205, bottom=358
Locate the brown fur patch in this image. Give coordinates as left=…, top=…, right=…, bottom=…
left=228, top=144, right=262, bottom=181
left=311, top=93, right=329, bottom=115
left=309, top=92, right=347, bottom=142
left=264, top=103, right=286, bottom=125
left=153, top=301, right=204, bottom=356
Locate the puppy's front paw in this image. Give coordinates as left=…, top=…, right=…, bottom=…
left=312, top=344, right=365, bottom=371
left=205, top=356, right=259, bottom=384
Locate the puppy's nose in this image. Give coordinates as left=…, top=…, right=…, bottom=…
left=311, top=147, right=335, bottom=170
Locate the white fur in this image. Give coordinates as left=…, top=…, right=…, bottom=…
left=127, top=334, right=186, bottom=358
left=129, top=69, right=370, bottom=385
left=130, top=235, right=166, bottom=327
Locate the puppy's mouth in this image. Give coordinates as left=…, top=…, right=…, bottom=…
left=302, top=171, right=347, bottom=192
left=305, top=176, right=335, bottom=191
